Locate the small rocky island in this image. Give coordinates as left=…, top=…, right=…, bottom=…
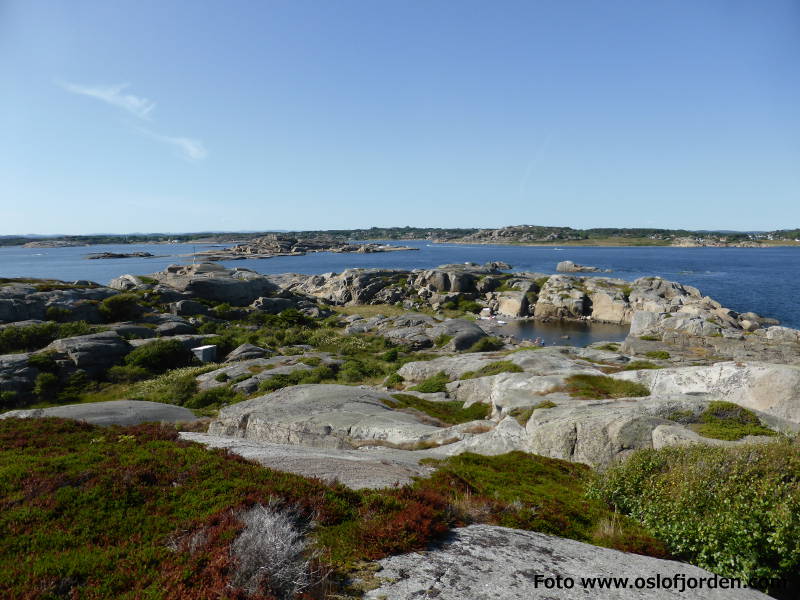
left=85, top=251, right=157, bottom=259
left=193, top=233, right=418, bottom=261
left=1, top=261, right=797, bottom=599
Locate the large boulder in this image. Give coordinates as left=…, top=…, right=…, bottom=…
left=0, top=353, right=38, bottom=396
left=43, top=331, right=131, bottom=375
left=364, top=525, right=771, bottom=600
left=495, top=291, right=530, bottom=317
left=207, top=384, right=443, bottom=449
left=427, top=319, right=488, bottom=350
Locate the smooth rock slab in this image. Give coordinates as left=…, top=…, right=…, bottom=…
left=180, top=432, right=436, bottom=489
left=1, top=400, right=196, bottom=426
left=364, top=525, right=772, bottom=600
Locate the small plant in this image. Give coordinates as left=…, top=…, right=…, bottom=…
left=33, top=372, right=60, bottom=399
left=563, top=375, right=650, bottom=399
left=693, top=401, right=776, bottom=440
left=214, top=372, right=230, bottom=383
left=98, top=293, right=143, bottom=322
left=467, top=337, right=504, bottom=352
left=107, top=365, right=151, bottom=383
left=638, top=335, right=661, bottom=341
left=231, top=501, right=321, bottom=599
left=508, top=400, right=557, bottom=425
left=185, top=386, right=244, bottom=409
left=595, top=343, right=620, bottom=352
left=621, top=360, right=661, bottom=371
left=460, top=361, right=523, bottom=380
left=644, top=350, right=670, bottom=360
left=124, top=339, right=195, bottom=374
left=410, top=372, right=450, bottom=393
left=434, top=334, right=453, bottom=347
left=384, top=372, right=404, bottom=389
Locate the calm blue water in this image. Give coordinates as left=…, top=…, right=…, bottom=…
left=1, top=242, right=798, bottom=328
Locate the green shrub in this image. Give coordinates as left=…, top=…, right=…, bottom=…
left=214, top=372, right=230, bottom=383
left=460, top=361, right=523, bottom=380
left=381, top=348, right=399, bottom=362
left=644, top=350, right=670, bottom=360
left=693, top=401, right=776, bottom=440
left=0, top=321, right=94, bottom=354
left=563, top=374, right=650, bottom=399
left=0, top=391, right=20, bottom=410
left=384, top=372, right=404, bottom=389
left=434, top=334, right=453, bottom=347
left=467, top=337, right=504, bottom=352
left=185, top=386, right=244, bottom=409
left=131, top=371, right=199, bottom=405
left=27, top=353, right=58, bottom=373
left=107, top=365, right=152, bottom=383
left=589, top=441, right=800, bottom=592
left=44, top=306, right=72, bottom=322
left=508, top=400, right=557, bottom=425
left=410, top=372, right=450, bottom=393
left=33, top=372, right=59, bottom=399
left=98, top=293, right=143, bottom=322
left=124, top=340, right=195, bottom=374
left=257, top=365, right=336, bottom=393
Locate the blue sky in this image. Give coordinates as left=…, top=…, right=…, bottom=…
left=1, top=0, right=798, bottom=234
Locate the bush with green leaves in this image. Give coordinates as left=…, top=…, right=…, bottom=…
left=410, top=371, right=450, bottom=393
left=98, top=293, right=143, bottom=322
left=124, top=340, right=195, bottom=374
left=0, top=321, right=94, bottom=354
left=184, top=386, right=244, bottom=409
left=107, top=365, right=152, bottom=384
left=588, top=440, right=800, bottom=593
left=33, top=372, right=60, bottom=399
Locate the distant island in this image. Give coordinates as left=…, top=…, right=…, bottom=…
left=3, top=224, right=800, bottom=248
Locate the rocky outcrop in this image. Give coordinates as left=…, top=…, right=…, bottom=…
left=1, top=400, right=196, bottom=426
left=44, top=331, right=132, bottom=375
left=612, top=362, right=800, bottom=423
left=0, top=353, right=38, bottom=396
left=0, top=281, right=115, bottom=324
left=180, top=432, right=437, bottom=489
left=364, top=525, right=771, bottom=600
left=556, top=260, right=609, bottom=273
left=207, top=384, right=448, bottom=449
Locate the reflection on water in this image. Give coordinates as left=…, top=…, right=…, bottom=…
left=496, top=320, right=630, bottom=348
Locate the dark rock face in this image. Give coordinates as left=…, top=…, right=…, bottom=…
left=225, top=343, right=271, bottom=362
left=44, top=331, right=132, bottom=376
left=0, top=353, right=38, bottom=396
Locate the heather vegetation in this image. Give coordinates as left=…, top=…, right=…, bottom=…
left=0, top=418, right=667, bottom=599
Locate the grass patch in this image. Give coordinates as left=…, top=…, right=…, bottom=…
left=638, top=335, right=661, bottom=341
left=621, top=360, right=661, bottom=371
left=467, top=336, right=505, bottom=352
left=589, top=440, right=800, bottom=592
left=563, top=374, right=650, bottom=399
left=459, top=360, right=523, bottom=380
left=386, top=394, right=490, bottom=425
left=409, top=371, right=450, bottom=393
left=594, top=343, right=620, bottom=351
left=417, top=452, right=666, bottom=557
left=687, top=401, right=776, bottom=441
left=508, top=400, right=557, bottom=425
left=644, top=350, right=670, bottom=360
left=332, top=304, right=408, bottom=318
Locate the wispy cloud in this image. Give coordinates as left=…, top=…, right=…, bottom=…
left=58, top=80, right=207, bottom=160
left=139, top=129, right=208, bottom=161
left=59, top=81, right=156, bottom=120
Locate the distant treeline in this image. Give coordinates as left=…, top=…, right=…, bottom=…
left=1, top=226, right=798, bottom=247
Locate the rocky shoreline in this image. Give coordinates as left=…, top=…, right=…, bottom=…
left=2, top=260, right=799, bottom=598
